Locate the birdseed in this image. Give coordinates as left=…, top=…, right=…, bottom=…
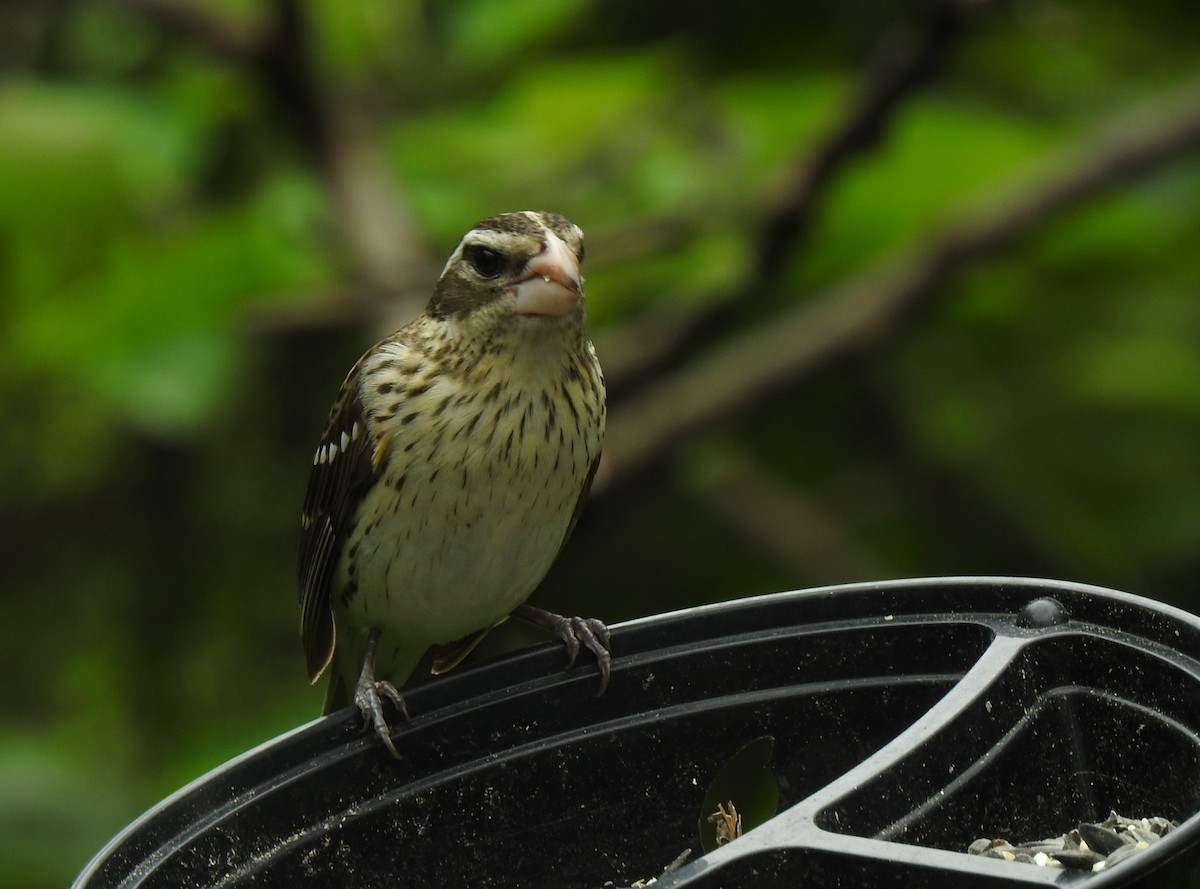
left=968, top=811, right=1176, bottom=873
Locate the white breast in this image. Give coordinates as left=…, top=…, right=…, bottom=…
left=336, top=342, right=602, bottom=652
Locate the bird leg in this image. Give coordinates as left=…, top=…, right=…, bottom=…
left=354, top=627, right=408, bottom=759
left=513, top=604, right=612, bottom=696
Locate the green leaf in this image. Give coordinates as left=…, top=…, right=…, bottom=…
left=699, top=736, right=778, bottom=853
left=449, top=0, right=587, bottom=68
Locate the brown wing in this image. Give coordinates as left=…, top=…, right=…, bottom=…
left=298, top=357, right=377, bottom=683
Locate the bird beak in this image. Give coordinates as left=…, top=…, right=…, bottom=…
left=514, top=232, right=583, bottom=316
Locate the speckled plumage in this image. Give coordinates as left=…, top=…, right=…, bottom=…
left=298, top=212, right=606, bottom=728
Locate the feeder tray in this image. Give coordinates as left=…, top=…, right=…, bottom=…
left=74, top=577, right=1200, bottom=888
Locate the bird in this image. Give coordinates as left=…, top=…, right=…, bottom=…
left=298, top=211, right=609, bottom=757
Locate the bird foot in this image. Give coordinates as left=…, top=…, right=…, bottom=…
left=352, top=628, right=409, bottom=759
left=514, top=604, right=612, bottom=695
left=353, top=675, right=408, bottom=759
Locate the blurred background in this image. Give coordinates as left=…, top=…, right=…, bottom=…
left=2, top=0, right=1200, bottom=884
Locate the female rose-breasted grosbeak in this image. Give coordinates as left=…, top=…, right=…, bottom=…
left=298, top=211, right=608, bottom=757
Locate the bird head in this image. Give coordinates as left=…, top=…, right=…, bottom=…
left=427, top=211, right=586, bottom=327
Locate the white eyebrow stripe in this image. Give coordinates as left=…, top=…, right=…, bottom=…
left=439, top=226, right=549, bottom=277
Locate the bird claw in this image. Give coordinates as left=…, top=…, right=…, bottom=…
left=513, top=605, right=616, bottom=694
left=549, top=615, right=612, bottom=696
left=354, top=676, right=408, bottom=759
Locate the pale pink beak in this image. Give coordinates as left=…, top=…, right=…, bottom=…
left=514, top=232, right=582, bottom=316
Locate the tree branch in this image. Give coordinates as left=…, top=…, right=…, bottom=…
left=121, top=0, right=265, bottom=62
left=124, top=0, right=430, bottom=305
left=601, top=0, right=993, bottom=395
left=688, top=445, right=888, bottom=581
left=595, top=79, right=1200, bottom=497
left=757, top=0, right=986, bottom=279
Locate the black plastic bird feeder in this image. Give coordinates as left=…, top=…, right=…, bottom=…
left=74, top=577, right=1200, bottom=887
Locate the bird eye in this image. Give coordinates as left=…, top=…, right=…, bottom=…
left=464, top=245, right=505, bottom=278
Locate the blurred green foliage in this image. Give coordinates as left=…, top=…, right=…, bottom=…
left=1, top=1, right=1199, bottom=885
